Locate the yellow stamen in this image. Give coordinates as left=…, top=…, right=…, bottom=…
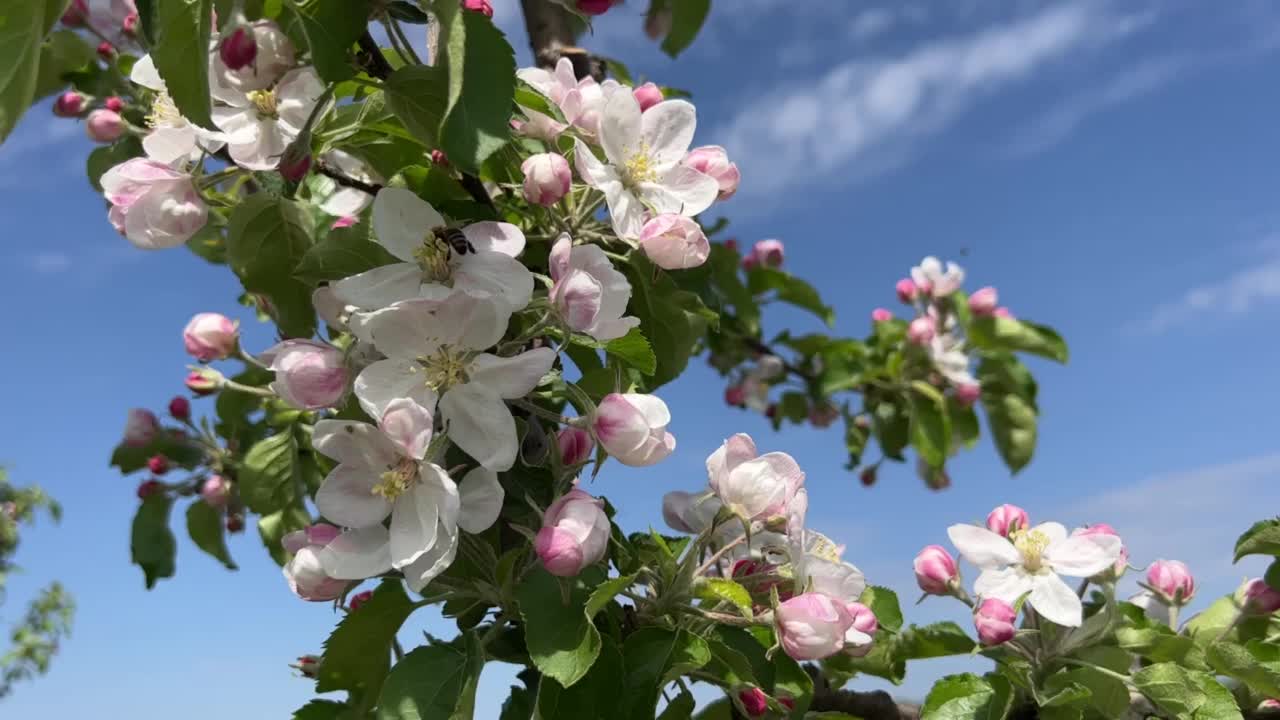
left=621, top=143, right=659, bottom=187
left=248, top=89, right=278, bottom=118
left=413, top=235, right=453, bottom=283
left=146, top=91, right=182, bottom=128
left=1011, top=529, right=1051, bottom=571
left=372, top=457, right=418, bottom=500
left=418, top=345, right=469, bottom=392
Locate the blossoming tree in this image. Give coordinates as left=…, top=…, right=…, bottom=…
left=6, top=0, right=1280, bottom=718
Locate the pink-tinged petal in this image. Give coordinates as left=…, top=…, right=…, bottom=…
left=315, top=465, right=393, bottom=529
left=599, top=90, right=642, bottom=167
left=722, top=457, right=790, bottom=518
left=706, top=434, right=759, bottom=480
left=332, top=263, right=423, bottom=311
left=548, top=233, right=572, bottom=283
left=555, top=268, right=604, bottom=331
left=592, top=394, right=651, bottom=455
left=372, top=187, right=446, bottom=261
left=461, top=221, right=525, bottom=257
left=389, top=480, right=441, bottom=568
left=973, top=567, right=1033, bottom=603
left=275, top=67, right=324, bottom=131
left=1045, top=534, right=1122, bottom=578
left=142, top=125, right=198, bottom=164
left=353, top=359, right=438, bottom=420
left=452, top=250, right=534, bottom=312
left=644, top=165, right=719, bottom=217
left=1029, top=572, right=1083, bottom=627
left=379, top=398, right=434, bottom=460
left=318, top=526, right=393, bottom=580
left=947, top=525, right=1021, bottom=569
left=457, top=466, right=503, bottom=533
left=536, top=526, right=585, bottom=576
left=440, top=383, right=518, bottom=471
left=467, top=348, right=556, bottom=399
left=641, top=99, right=697, bottom=172
left=620, top=392, right=670, bottom=427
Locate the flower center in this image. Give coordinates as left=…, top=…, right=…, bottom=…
left=147, top=91, right=183, bottom=128
left=414, top=232, right=455, bottom=283
left=1012, top=529, right=1050, bottom=571
left=248, top=89, right=278, bottom=118
left=620, top=143, right=659, bottom=187
left=372, top=457, right=418, bottom=501
left=418, top=345, right=469, bottom=392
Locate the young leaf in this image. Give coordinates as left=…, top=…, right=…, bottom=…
left=318, top=580, right=415, bottom=696
left=376, top=633, right=484, bottom=720
left=433, top=0, right=516, bottom=172
left=621, top=628, right=712, bottom=720
left=605, top=328, right=658, bottom=376
left=226, top=195, right=317, bottom=337
left=968, top=317, right=1069, bottom=364
left=131, top=494, right=177, bottom=589
left=289, top=0, right=368, bottom=82
left=515, top=568, right=602, bottom=688
left=238, top=430, right=300, bottom=514
left=1233, top=518, right=1280, bottom=562
left=384, top=65, right=449, bottom=149
left=537, top=635, right=624, bottom=720
left=186, top=501, right=237, bottom=570
left=0, top=0, right=66, bottom=141
left=858, top=586, right=903, bottom=633
left=695, top=578, right=754, bottom=619
left=982, top=391, right=1037, bottom=474
left=151, top=0, right=215, bottom=129
left=919, top=673, right=1006, bottom=720
left=908, top=384, right=951, bottom=469
left=1132, top=663, right=1205, bottom=718
left=660, top=0, right=710, bottom=58
left=1205, top=640, right=1280, bottom=698
left=294, top=221, right=398, bottom=283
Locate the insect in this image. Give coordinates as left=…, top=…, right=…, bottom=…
left=434, top=227, right=475, bottom=256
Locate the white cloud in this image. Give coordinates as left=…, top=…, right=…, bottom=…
left=849, top=9, right=896, bottom=42
left=29, top=252, right=72, bottom=274
left=714, top=2, right=1145, bottom=198
left=1145, top=243, right=1280, bottom=333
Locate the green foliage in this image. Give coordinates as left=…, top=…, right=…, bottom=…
left=151, top=0, right=215, bottom=129
left=432, top=0, right=517, bottom=172
left=621, top=628, right=711, bottom=720
left=1205, top=640, right=1280, bottom=698
left=1234, top=517, right=1280, bottom=562
left=186, top=501, right=237, bottom=570
left=318, top=580, right=415, bottom=698
left=515, top=568, right=602, bottom=688
left=660, top=0, right=711, bottom=58
left=384, top=65, right=449, bottom=149
left=289, top=0, right=369, bottom=82
left=0, top=582, right=74, bottom=699
left=131, top=494, right=177, bottom=589
left=1132, top=663, right=1243, bottom=720
left=624, top=253, right=716, bottom=389
left=294, top=219, right=399, bottom=283
left=859, top=586, right=904, bottom=632
left=695, top=577, right=754, bottom=619
left=238, top=430, right=302, bottom=514
left=968, top=317, right=1069, bottom=364
left=34, top=30, right=96, bottom=100
left=919, top=673, right=1013, bottom=720
left=258, top=505, right=313, bottom=566
left=376, top=633, right=484, bottom=720
left=110, top=432, right=204, bottom=474
left=226, top=195, right=317, bottom=338
left=0, top=0, right=64, bottom=141
left=605, top=329, right=658, bottom=377
left=537, top=635, right=624, bottom=720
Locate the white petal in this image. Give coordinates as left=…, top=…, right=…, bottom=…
left=276, top=67, right=324, bottom=130
left=1033, top=522, right=1068, bottom=546
left=706, top=433, right=758, bottom=483
left=604, top=183, right=643, bottom=240
left=573, top=139, right=617, bottom=187
left=641, top=100, right=697, bottom=172
left=1045, top=534, right=1122, bottom=578
left=462, top=221, right=525, bottom=257
left=805, top=558, right=866, bottom=603
left=331, top=263, right=423, bottom=310
left=401, top=526, right=458, bottom=592
left=130, top=54, right=164, bottom=90
left=389, top=481, right=441, bottom=568
left=379, top=398, right=434, bottom=459
left=457, top=466, right=503, bottom=533
left=142, top=126, right=198, bottom=165
left=438, top=293, right=512, bottom=351
left=373, top=187, right=445, bottom=262
left=1029, top=572, right=1084, bottom=627
left=600, top=90, right=642, bottom=167
left=365, top=299, right=448, bottom=358
left=947, top=525, right=1021, bottom=569
left=467, top=348, right=556, bottom=399
left=319, top=526, right=393, bottom=580
left=354, top=359, right=438, bottom=419
left=440, top=383, right=517, bottom=471
left=319, top=186, right=372, bottom=218
left=644, top=165, right=719, bottom=217
left=973, top=567, right=1034, bottom=603
left=620, top=393, right=670, bottom=427
left=313, top=419, right=401, bottom=468
left=453, top=250, right=534, bottom=312
left=316, top=465, right=393, bottom=529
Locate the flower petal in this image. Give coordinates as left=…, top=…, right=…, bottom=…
left=315, top=465, right=392, bottom=529
left=331, top=263, right=423, bottom=310
left=468, top=348, right=556, bottom=399
left=130, top=54, right=164, bottom=90
left=354, top=358, right=439, bottom=420
left=373, top=187, right=445, bottom=262
left=389, top=480, right=441, bottom=568
left=319, top=526, right=393, bottom=580
left=440, top=383, right=517, bottom=471
left=641, top=99, right=697, bottom=172
left=401, top=525, right=458, bottom=592
left=364, top=299, right=448, bottom=358
left=453, top=250, right=535, bottom=312
left=973, top=566, right=1033, bottom=603
left=379, top=398, right=434, bottom=460
left=462, top=221, right=525, bottom=257
left=947, top=525, right=1021, bottom=569
left=600, top=90, right=642, bottom=167
left=603, top=182, right=643, bottom=240
left=1029, top=572, right=1084, bottom=627
left=1033, top=522, right=1068, bottom=547
left=1045, top=534, right=1122, bottom=578
left=706, top=433, right=759, bottom=483
left=572, top=138, right=617, bottom=188
left=644, top=165, right=719, bottom=217
left=143, top=126, right=198, bottom=165
left=457, top=466, right=504, bottom=533
left=313, top=419, right=400, bottom=468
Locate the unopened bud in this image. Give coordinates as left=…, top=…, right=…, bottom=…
left=430, top=149, right=449, bottom=167
left=220, top=26, right=259, bottom=71
left=61, top=0, right=89, bottom=26
left=954, top=382, right=981, bottom=407
left=462, top=0, right=493, bottom=17
left=968, top=286, right=999, bottom=317
left=1241, top=578, right=1280, bottom=615
left=105, top=96, right=125, bottom=112
left=974, top=598, right=1017, bottom=646
left=871, top=307, right=893, bottom=323
left=895, top=278, right=917, bottom=304
left=168, top=396, right=191, bottom=420
left=633, top=82, right=664, bottom=112
left=556, top=426, right=594, bottom=466
left=348, top=589, right=374, bottom=611
left=53, top=91, right=86, bottom=117
left=738, top=687, right=768, bottom=717
left=185, top=368, right=223, bottom=395
left=914, top=545, right=959, bottom=595
left=122, top=11, right=139, bottom=35
left=136, top=479, right=163, bottom=499
left=577, top=0, right=615, bottom=15
left=279, top=146, right=312, bottom=182
left=147, top=455, right=170, bottom=475
left=86, top=109, right=125, bottom=143
left=97, top=41, right=116, bottom=60
left=724, top=384, right=746, bottom=407
left=226, top=514, right=245, bottom=533
left=200, top=475, right=231, bottom=508
left=986, top=504, right=1029, bottom=538
left=293, top=655, right=321, bottom=678
left=809, top=403, right=838, bottom=428
left=859, top=465, right=877, bottom=487
left=184, top=312, right=238, bottom=361
left=907, top=316, right=935, bottom=345
left=994, top=306, right=1013, bottom=319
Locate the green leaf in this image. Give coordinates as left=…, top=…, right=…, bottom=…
left=384, top=64, right=448, bottom=149
left=621, top=628, right=712, bottom=720
left=387, top=1, right=431, bottom=23
left=0, top=0, right=64, bottom=141
left=131, top=494, right=177, bottom=589
left=981, top=391, right=1037, bottom=474
left=899, top=622, right=978, bottom=659
left=537, top=635, right=624, bottom=720
left=318, top=580, right=415, bottom=696
left=1185, top=595, right=1269, bottom=647
left=908, top=384, right=951, bottom=468
left=515, top=568, right=601, bottom=688
left=584, top=572, right=638, bottom=619
left=376, top=634, right=484, bottom=720
left=969, top=317, right=1069, bottom=363
left=1206, top=640, right=1280, bottom=698
left=294, top=221, right=399, bottom=283
left=660, top=0, right=710, bottom=58
left=258, top=505, right=312, bottom=565
left=1267, top=558, right=1280, bottom=591
left=111, top=431, right=205, bottom=474
left=1234, top=518, right=1280, bottom=562
left=433, top=0, right=516, bottom=172
left=186, top=501, right=237, bottom=570
left=948, top=396, right=980, bottom=449
left=290, top=0, right=368, bottom=82
left=770, top=642, right=814, bottom=715
left=695, top=578, right=754, bottom=619
left=871, top=396, right=910, bottom=461
left=657, top=691, right=696, bottom=720
left=623, top=254, right=712, bottom=389
left=1047, top=667, right=1127, bottom=718
left=291, top=700, right=348, bottom=720
left=151, top=0, right=215, bottom=129
left=605, top=328, right=658, bottom=376
left=1133, top=663, right=1206, bottom=718
left=859, top=586, right=904, bottom=633
left=920, top=673, right=1010, bottom=720
left=238, top=430, right=300, bottom=514
left=703, top=639, right=759, bottom=688
left=226, top=194, right=317, bottom=337
left=34, top=30, right=96, bottom=99
left=86, top=136, right=145, bottom=191
left=746, top=267, right=834, bottom=326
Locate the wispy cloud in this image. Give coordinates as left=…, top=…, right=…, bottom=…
left=29, top=252, right=72, bottom=274
left=715, top=2, right=1147, bottom=199
left=1145, top=242, right=1280, bottom=333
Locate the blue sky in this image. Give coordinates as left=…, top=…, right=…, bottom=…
left=3, top=0, right=1280, bottom=715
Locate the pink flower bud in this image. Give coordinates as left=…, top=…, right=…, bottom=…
left=462, top=0, right=493, bottom=17
left=871, top=307, right=893, bottom=323
left=895, top=278, right=917, bottom=304
left=738, top=688, right=768, bottom=717
left=147, top=455, right=170, bottom=475
left=348, top=590, right=374, bottom=611
left=122, top=11, right=138, bottom=35
left=577, top=0, right=615, bottom=15
left=974, top=598, right=1017, bottom=646
left=859, top=465, right=877, bottom=487
left=62, top=0, right=89, bottom=26
left=776, top=592, right=854, bottom=661
left=724, top=384, right=746, bottom=407
left=105, top=96, right=125, bottom=113
left=294, top=655, right=320, bottom=678
left=53, top=91, right=86, bottom=117
left=220, top=26, right=259, bottom=72
left=279, top=148, right=312, bottom=182
left=330, top=215, right=358, bottom=229
left=844, top=601, right=878, bottom=656
left=124, top=408, right=160, bottom=447
left=638, top=214, right=710, bottom=270
left=136, top=479, right=163, bottom=499
left=749, top=239, right=785, bottom=268
left=200, top=475, right=231, bottom=508
left=168, top=396, right=190, bottom=420
left=260, top=340, right=349, bottom=410
left=954, top=382, right=981, bottom=407
left=1241, top=578, right=1280, bottom=615
left=557, top=426, right=594, bottom=466
left=185, top=369, right=221, bottom=395
left=907, top=316, right=936, bottom=345
left=1260, top=699, right=1280, bottom=710
left=592, top=393, right=675, bottom=466
left=535, top=489, right=610, bottom=577
left=430, top=149, right=449, bottom=167
left=97, top=41, right=115, bottom=60
left=283, top=524, right=347, bottom=602
left=969, top=286, right=999, bottom=317
left=724, top=238, right=738, bottom=252
left=633, top=82, right=664, bottom=112
left=226, top=514, right=245, bottom=533
left=809, top=403, right=839, bottom=428
left=521, top=152, right=571, bottom=207
left=985, top=504, right=1029, bottom=537
left=183, top=313, right=239, bottom=362
left=994, top=307, right=1013, bottom=318
left=86, top=109, right=125, bottom=143
left=914, top=545, right=959, bottom=595
left=1146, top=560, right=1195, bottom=605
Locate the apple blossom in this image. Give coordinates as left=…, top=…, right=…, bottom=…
left=775, top=592, right=854, bottom=660
left=907, top=316, right=935, bottom=345
left=574, top=92, right=719, bottom=239
left=200, top=475, right=231, bottom=508
left=592, top=393, right=676, bottom=467
left=1261, top=700, right=1280, bottom=711
left=521, top=152, right=572, bottom=207
left=279, top=149, right=312, bottom=182
left=518, top=57, right=622, bottom=137
left=333, top=188, right=533, bottom=313
left=633, top=82, right=664, bottom=111
left=986, top=504, right=1029, bottom=537
left=745, top=239, right=784, bottom=269
left=183, top=313, right=238, bottom=362
left=260, top=339, right=349, bottom=410
left=911, top=256, right=965, bottom=297
left=929, top=331, right=977, bottom=387
left=954, top=382, right=981, bottom=406
left=789, top=525, right=867, bottom=607
left=316, top=150, right=383, bottom=217
left=219, top=27, right=258, bottom=71
left=994, top=307, right=1013, bottom=318
left=211, top=66, right=323, bottom=170
left=974, top=598, right=1017, bottom=646
left=511, top=108, right=568, bottom=141
left=168, top=396, right=190, bottom=420
left=1241, top=578, right=1280, bottom=615
left=1072, top=524, right=1127, bottom=579
left=557, top=426, right=594, bottom=466
left=724, top=384, right=746, bottom=407
left=549, top=234, right=639, bottom=341
left=844, top=601, right=878, bottom=656
left=535, top=488, right=610, bottom=577
left=293, top=655, right=320, bottom=678
left=210, top=21, right=296, bottom=93
left=101, top=158, right=209, bottom=249
left=86, top=109, right=125, bottom=143
left=282, top=523, right=347, bottom=602
left=661, top=490, right=724, bottom=536
left=948, top=519, right=1122, bottom=627
left=105, top=96, right=125, bottom=113
left=53, top=91, right=85, bottom=117
left=638, top=214, right=710, bottom=269
left=124, top=409, right=160, bottom=447
left=895, top=278, right=918, bottom=304
left=914, top=545, right=959, bottom=595
left=355, top=294, right=555, bottom=471
left=705, top=434, right=803, bottom=523
left=682, top=145, right=740, bottom=200
left=129, top=55, right=224, bottom=164
left=871, top=308, right=893, bottom=323
left=147, top=455, right=170, bottom=475
left=969, top=286, right=999, bottom=316
left=738, top=688, right=768, bottom=717
left=1146, top=559, right=1195, bottom=605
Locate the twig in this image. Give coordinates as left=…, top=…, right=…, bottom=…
left=357, top=32, right=396, bottom=79
left=315, top=158, right=383, bottom=195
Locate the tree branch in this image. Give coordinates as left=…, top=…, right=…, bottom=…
left=518, top=0, right=603, bottom=80
left=808, top=688, right=920, bottom=719
left=315, top=158, right=382, bottom=195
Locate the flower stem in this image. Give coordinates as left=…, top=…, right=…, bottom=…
left=510, top=398, right=578, bottom=426
left=222, top=380, right=276, bottom=398
left=695, top=534, right=747, bottom=577
left=1060, top=658, right=1135, bottom=687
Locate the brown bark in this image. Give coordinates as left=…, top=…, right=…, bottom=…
left=518, top=0, right=603, bottom=80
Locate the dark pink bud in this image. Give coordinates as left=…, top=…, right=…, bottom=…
left=461, top=0, right=493, bottom=17
left=809, top=403, right=839, bottom=428
left=431, top=149, right=449, bottom=166
left=975, top=598, right=1017, bottom=646
left=871, top=307, right=893, bottom=323
left=105, top=96, right=125, bottom=113
left=895, top=278, right=918, bottom=304
left=185, top=369, right=221, bottom=396
left=61, top=0, right=89, bottom=26
left=226, top=514, right=245, bottom=533
left=724, top=384, right=746, bottom=407
left=633, top=82, right=664, bottom=112
left=53, top=91, right=86, bottom=117
left=147, top=455, right=170, bottom=475
left=577, top=0, right=615, bottom=15
left=348, top=590, right=374, bottom=611
left=859, top=466, right=877, bottom=487
left=955, top=382, right=981, bottom=406
left=724, top=238, right=738, bottom=252
left=97, top=41, right=116, bottom=60
left=220, top=26, right=259, bottom=71
left=914, top=545, right=959, bottom=595
left=136, top=479, right=163, bottom=499
left=168, top=396, right=191, bottom=420
left=1242, top=579, right=1280, bottom=615
left=556, top=426, right=594, bottom=466
left=279, top=149, right=312, bottom=182
left=738, top=687, right=768, bottom=717
left=122, top=12, right=138, bottom=35
left=779, top=697, right=795, bottom=711
left=986, top=504, right=1029, bottom=537
left=969, top=286, right=999, bottom=316
left=330, top=215, right=357, bottom=229
left=993, top=306, right=1013, bottom=318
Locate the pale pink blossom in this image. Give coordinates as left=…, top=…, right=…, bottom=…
left=592, top=393, right=676, bottom=466
left=745, top=239, right=784, bottom=269
left=557, top=427, right=594, bottom=466
left=954, top=382, right=981, bottom=406
left=911, top=256, right=965, bottom=297
left=183, top=313, right=238, bottom=362
left=101, top=158, right=209, bottom=249
left=638, top=214, right=709, bottom=269
left=282, top=523, right=347, bottom=602
left=907, top=316, right=936, bottom=345
left=201, top=475, right=232, bottom=507
left=86, top=109, right=125, bottom=142
left=914, top=545, right=959, bottom=595
left=969, top=286, right=999, bottom=316
left=521, top=152, right=572, bottom=207
left=706, top=433, right=804, bottom=523
left=260, top=340, right=349, bottom=410
left=843, top=601, right=878, bottom=656
left=682, top=145, right=740, bottom=200
left=1242, top=578, right=1280, bottom=614
left=535, top=489, right=610, bottom=576
left=548, top=234, right=639, bottom=341
left=776, top=592, right=854, bottom=660
left=895, top=278, right=917, bottom=304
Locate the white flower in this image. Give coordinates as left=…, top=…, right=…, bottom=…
left=517, top=56, right=622, bottom=137
left=947, top=521, right=1122, bottom=627
left=911, top=256, right=965, bottom=297
left=333, top=188, right=533, bottom=313
left=549, top=234, right=639, bottom=341
left=574, top=92, right=720, bottom=239
left=211, top=66, right=323, bottom=170
left=788, top=514, right=866, bottom=605
left=311, top=399, right=504, bottom=591
left=928, top=332, right=975, bottom=386
left=355, top=293, right=556, bottom=471
left=210, top=20, right=295, bottom=93
left=316, top=150, right=384, bottom=217
left=706, top=433, right=804, bottom=523
left=129, top=55, right=225, bottom=165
